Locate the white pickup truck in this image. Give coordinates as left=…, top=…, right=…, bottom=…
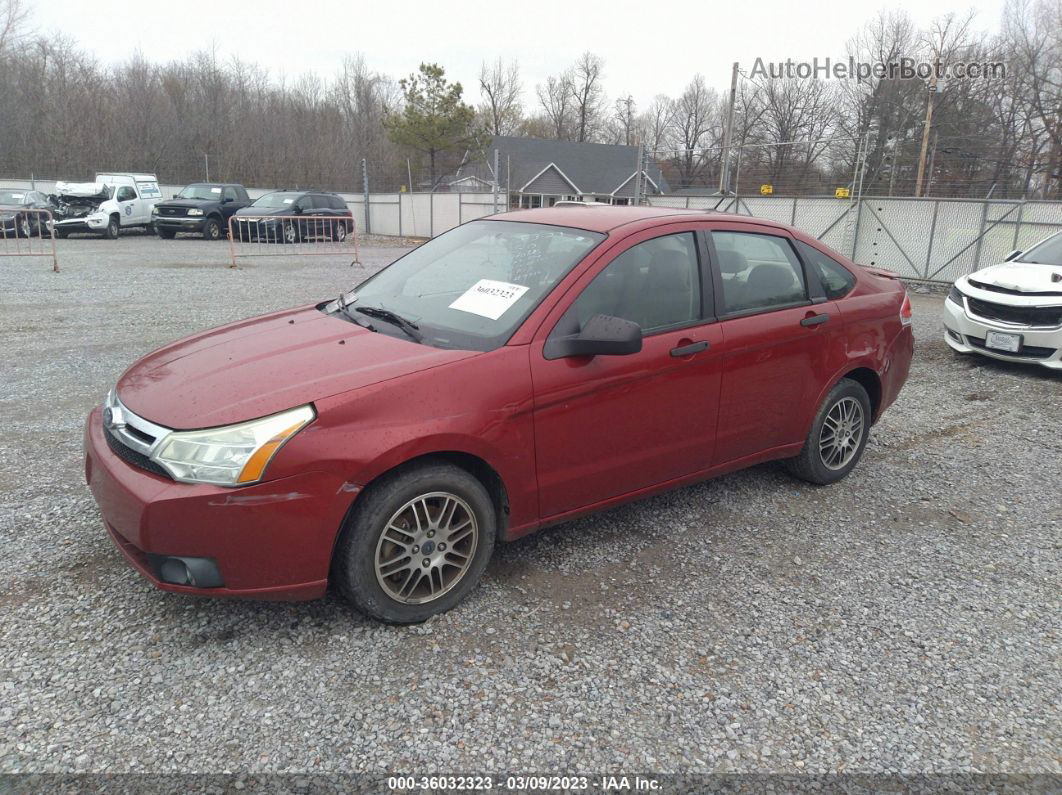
left=51, top=173, right=163, bottom=239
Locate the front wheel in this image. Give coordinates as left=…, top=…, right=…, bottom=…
left=281, top=221, right=299, bottom=244
left=202, top=217, right=222, bottom=241
left=786, top=378, right=872, bottom=485
left=103, top=215, right=120, bottom=240
left=332, top=463, right=496, bottom=623
left=17, top=216, right=32, bottom=238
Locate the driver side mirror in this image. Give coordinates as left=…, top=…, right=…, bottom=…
left=292, top=205, right=303, bottom=215
left=1004, top=249, right=1022, bottom=262
left=544, top=314, right=643, bottom=360
left=172, top=194, right=179, bottom=199
left=222, top=196, right=233, bottom=203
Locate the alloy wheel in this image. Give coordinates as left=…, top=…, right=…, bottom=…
left=818, top=396, right=865, bottom=470
left=374, top=491, right=479, bottom=605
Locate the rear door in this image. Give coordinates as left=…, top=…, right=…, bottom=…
left=707, top=224, right=837, bottom=464
left=530, top=226, right=723, bottom=518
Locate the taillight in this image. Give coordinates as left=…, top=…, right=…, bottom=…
left=900, top=292, right=913, bottom=326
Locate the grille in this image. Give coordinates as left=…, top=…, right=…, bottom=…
left=104, top=425, right=171, bottom=478
left=966, top=335, right=1056, bottom=359
left=159, top=207, right=186, bottom=217
left=966, top=297, right=1062, bottom=328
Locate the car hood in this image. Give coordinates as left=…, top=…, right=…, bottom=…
left=116, top=305, right=479, bottom=429
left=157, top=199, right=216, bottom=210
left=966, top=261, right=1062, bottom=296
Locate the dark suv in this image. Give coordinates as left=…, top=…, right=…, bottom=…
left=153, top=183, right=250, bottom=240
left=231, top=190, right=353, bottom=244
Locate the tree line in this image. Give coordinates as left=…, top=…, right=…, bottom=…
left=0, top=0, right=1058, bottom=198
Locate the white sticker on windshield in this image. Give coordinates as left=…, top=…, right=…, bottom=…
left=283, top=198, right=294, bottom=204
left=10, top=193, right=24, bottom=199
left=449, top=279, right=530, bottom=320
left=211, top=187, right=221, bottom=194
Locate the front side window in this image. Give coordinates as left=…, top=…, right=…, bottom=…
left=565, top=232, right=701, bottom=334
left=796, top=240, right=855, bottom=299
left=713, top=231, right=807, bottom=314
left=116, top=186, right=136, bottom=202
left=221, top=187, right=238, bottom=202
left=340, top=220, right=603, bottom=351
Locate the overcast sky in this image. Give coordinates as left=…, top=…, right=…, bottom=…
left=33, top=0, right=1008, bottom=107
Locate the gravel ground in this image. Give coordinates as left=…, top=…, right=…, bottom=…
left=0, top=235, right=1059, bottom=779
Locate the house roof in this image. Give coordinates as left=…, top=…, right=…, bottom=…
left=461, top=136, right=670, bottom=195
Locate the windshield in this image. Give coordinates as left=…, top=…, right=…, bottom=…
left=0, top=190, right=27, bottom=204
left=339, top=220, right=604, bottom=351
left=178, top=184, right=223, bottom=200
left=252, top=192, right=298, bottom=208
left=1016, top=232, right=1062, bottom=266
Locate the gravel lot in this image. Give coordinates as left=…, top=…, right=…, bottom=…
left=0, top=234, right=1059, bottom=779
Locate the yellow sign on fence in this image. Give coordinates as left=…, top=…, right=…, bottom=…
left=835, top=187, right=850, bottom=199
left=760, top=184, right=773, bottom=195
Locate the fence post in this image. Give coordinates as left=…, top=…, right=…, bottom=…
left=1012, top=201, right=1024, bottom=250
left=924, top=200, right=940, bottom=279
left=791, top=197, right=798, bottom=226
left=971, top=200, right=990, bottom=272
left=430, top=192, right=435, bottom=238
left=361, top=159, right=371, bottom=236
left=398, top=193, right=403, bottom=238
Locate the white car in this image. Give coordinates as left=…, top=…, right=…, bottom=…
left=944, top=231, right=1062, bottom=370
left=51, top=173, right=162, bottom=239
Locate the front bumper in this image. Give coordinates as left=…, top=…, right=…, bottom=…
left=55, top=216, right=108, bottom=232
left=943, top=296, right=1062, bottom=370
left=84, top=405, right=356, bottom=600
left=154, top=216, right=206, bottom=233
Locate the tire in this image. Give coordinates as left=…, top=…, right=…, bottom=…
left=332, top=462, right=496, bottom=623
left=103, top=215, right=120, bottom=240
left=281, top=221, right=299, bottom=244
left=786, top=378, right=872, bottom=485
left=16, top=216, right=32, bottom=238
left=202, top=217, right=222, bottom=241
left=156, top=227, right=176, bottom=239
left=54, top=228, right=69, bottom=239
left=332, top=221, right=348, bottom=242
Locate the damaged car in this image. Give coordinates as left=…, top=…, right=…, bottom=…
left=945, top=230, right=1062, bottom=370
left=50, top=173, right=162, bottom=239
left=0, top=189, right=52, bottom=237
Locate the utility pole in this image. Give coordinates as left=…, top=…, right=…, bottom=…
left=914, top=79, right=938, bottom=197
left=718, top=62, right=739, bottom=195
left=361, top=158, right=371, bottom=235
left=493, top=148, right=500, bottom=214
left=204, top=153, right=210, bottom=182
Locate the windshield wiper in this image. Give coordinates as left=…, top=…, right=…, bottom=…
left=355, top=306, right=422, bottom=342
left=331, top=294, right=376, bottom=331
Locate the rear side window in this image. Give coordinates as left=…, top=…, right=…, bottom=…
left=713, top=231, right=807, bottom=314
left=331, top=195, right=346, bottom=210
left=222, top=187, right=238, bottom=202
left=796, top=241, right=856, bottom=299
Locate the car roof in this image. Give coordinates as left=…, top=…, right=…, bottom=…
left=487, top=206, right=791, bottom=234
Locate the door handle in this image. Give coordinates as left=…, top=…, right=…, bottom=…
left=670, top=340, right=709, bottom=357
left=800, top=313, right=829, bottom=327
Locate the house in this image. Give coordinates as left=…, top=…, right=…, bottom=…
left=443, top=136, right=669, bottom=207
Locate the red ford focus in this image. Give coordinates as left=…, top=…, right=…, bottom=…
left=85, top=207, right=913, bottom=622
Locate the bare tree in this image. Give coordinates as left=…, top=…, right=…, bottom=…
left=609, top=95, right=637, bottom=145
left=536, top=73, right=574, bottom=140
left=478, top=57, right=522, bottom=136
left=0, top=0, right=29, bottom=56
left=666, top=75, right=719, bottom=187
left=568, top=52, right=607, bottom=142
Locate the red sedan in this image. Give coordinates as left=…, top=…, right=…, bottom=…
left=84, top=207, right=913, bottom=622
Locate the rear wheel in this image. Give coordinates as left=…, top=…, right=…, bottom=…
left=16, top=216, right=32, bottom=238
left=332, top=462, right=496, bottom=623
left=332, top=221, right=349, bottom=242
left=786, top=378, right=871, bottom=485
left=202, top=217, right=222, bottom=241
left=282, top=221, right=299, bottom=244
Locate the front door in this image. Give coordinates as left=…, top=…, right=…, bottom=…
left=531, top=229, right=723, bottom=519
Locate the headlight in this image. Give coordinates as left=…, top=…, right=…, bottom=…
left=187, top=208, right=204, bottom=216
left=150, top=404, right=315, bottom=486
left=947, top=285, right=964, bottom=304
left=151, top=205, right=159, bottom=214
